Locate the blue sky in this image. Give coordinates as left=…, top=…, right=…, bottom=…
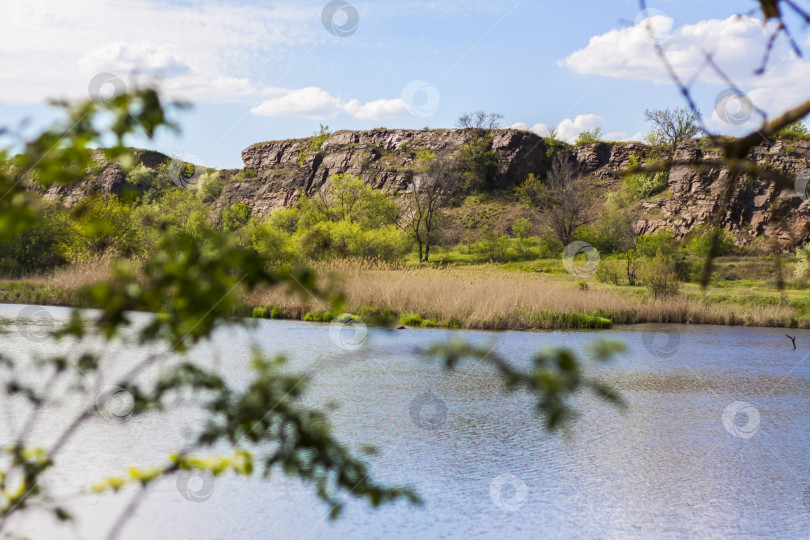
left=1, top=0, right=808, bottom=168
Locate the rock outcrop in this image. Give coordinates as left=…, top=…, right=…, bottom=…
left=225, top=128, right=552, bottom=216
left=635, top=139, right=810, bottom=247
left=37, top=129, right=810, bottom=250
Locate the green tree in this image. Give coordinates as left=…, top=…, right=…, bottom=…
left=403, top=150, right=457, bottom=261
left=196, top=170, right=223, bottom=202
left=643, top=107, right=702, bottom=155
left=454, top=131, right=500, bottom=193
left=454, top=111, right=502, bottom=193
left=519, top=154, right=593, bottom=246
left=222, top=202, right=252, bottom=232
left=642, top=251, right=681, bottom=298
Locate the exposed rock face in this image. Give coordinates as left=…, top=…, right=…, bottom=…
left=227, top=128, right=555, bottom=216
left=41, top=150, right=168, bottom=205
left=634, top=139, right=810, bottom=247
left=34, top=129, right=810, bottom=250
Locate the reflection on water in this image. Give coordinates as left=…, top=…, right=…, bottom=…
left=2, top=304, right=810, bottom=539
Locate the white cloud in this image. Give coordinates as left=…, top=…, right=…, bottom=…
left=251, top=87, right=407, bottom=120
left=0, top=0, right=527, bottom=106
left=556, top=115, right=602, bottom=142
left=0, top=0, right=313, bottom=104
left=562, top=15, right=770, bottom=84
left=562, top=14, right=810, bottom=132
left=78, top=41, right=190, bottom=77
left=507, top=116, right=603, bottom=143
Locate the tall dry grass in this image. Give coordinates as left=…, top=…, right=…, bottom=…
left=3, top=257, right=803, bottom=329
left=247, top=260, right=803, bottom=329
left=0, top=256, right=114, bottom=306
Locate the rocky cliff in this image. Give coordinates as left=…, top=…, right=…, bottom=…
left=40, top=129, right=810, bottom=249
left=222, top=128, right=550, bottom=215
left=635, top=138, right=810, bottom=247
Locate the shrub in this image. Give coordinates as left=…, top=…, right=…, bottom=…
left=400, top=312, right=423, bottom=326
left=298, top=124, right=331, bottom=165
left=303, top=309, right=336, bottom=322
left=642, top=251, right=681, bottom=298
left=125, top=164, right=156, bottom=189
left=686, top=225, right=735, bottom=257
left=247, top=220, right=296, bottom=263
left=577, top=280, right=589, bottom=291
left=796, top=245, right=810, bottom=279
left=222, top=203, right=252, bottom=232
left=356, top=306, right=397, bottom=326
left=196, top=171, right=223, bottom=202
left=575, top=127, right=603, bottom=145
left=268, top=207, right=299, bottom=234
left=511, top=217, right=531, bottom=240
left=595, top=260, right=622, bottom=285
left=777, top=121, right=810, bottom=139
left=235, top=169, right=258, bottom=180
left=0, top=205, right=74, bottom=276
left=635, top=230, right=676, bottom=258
left=475, top=228, right=511, bottom=262
left=623, top=154, right=668, bottom=200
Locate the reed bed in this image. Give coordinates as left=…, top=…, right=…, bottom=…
left=247, top=260, right=804, bottom=330
left=0, top=257, right=113, bottom=307
left=1, top=257, right=803, bottom=329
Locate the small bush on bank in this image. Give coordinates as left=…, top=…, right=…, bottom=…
left=595, top=260, right=622, bottom=285
left=642, top=251, right=681, bottom=298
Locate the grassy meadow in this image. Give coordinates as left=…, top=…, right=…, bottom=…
left=6, top=253, right=810, bottom=331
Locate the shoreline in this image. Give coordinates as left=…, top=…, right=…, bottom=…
left=1, top=288, right=806, bottom=332
left=3, top=260, right=808, bottom=331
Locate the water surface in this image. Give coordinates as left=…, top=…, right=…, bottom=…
left=2, top=304, right=810, bottom=539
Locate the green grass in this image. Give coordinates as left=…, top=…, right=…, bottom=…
left=526, top=311, right=614, bottom=329
left=399, top=312, right=423, bottom=326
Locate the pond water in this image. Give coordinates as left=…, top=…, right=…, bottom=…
left=3, top=303, right=810, bottom=539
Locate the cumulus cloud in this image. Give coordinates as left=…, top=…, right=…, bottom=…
left=508, top=115, right=604, bottom=143
left=562, top=15, right=771, bottom=84
left=0, top=0, right=526, bottom=106
left=562, top=14, right=810, bottom=132
left=0, top=0, right=313, bottom=104
left=251, top=87, right=407, bottom=120
left=78, top=41, right=190, bottom=77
